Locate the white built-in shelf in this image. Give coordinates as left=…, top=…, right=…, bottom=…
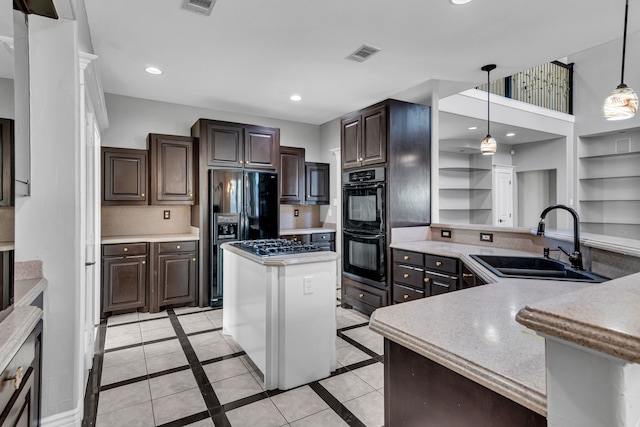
left=440, top=208, right=491, bottom=211
left=439, top=167, right=491, bottom=172
left=440, top=188, right=491, bottom=191
left=580, top=151, right=640, bottom=160
left=579, top=175, right=639, bottom=181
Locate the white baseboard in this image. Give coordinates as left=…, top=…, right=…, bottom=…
left=41, top=405, right=83, bottom=427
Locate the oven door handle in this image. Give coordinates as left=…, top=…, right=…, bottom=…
left=343, top=182, right=385, bottom=190
left=343, top=230, right=385, bottom=240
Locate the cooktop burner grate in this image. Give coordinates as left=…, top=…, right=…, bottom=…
left=230, top=238, right=328, bottom=257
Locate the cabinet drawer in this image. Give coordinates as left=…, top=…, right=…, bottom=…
left=157, top=241, right=198, bottom=254
left=393, top=264, right=425, bottom=290
left=286, top=234, right=310, bottom=244
left=344, top=283, right=382, bottom=308
left=103, top=243, right=147, bottom=256
left=311, top=232, right=334, bottom=243
left=424, top=254, right=458, bottom=275
left=425, top=272, right=457, bottom=295
left=0, top=331, right=35, bottom=412
left=393, top=283, right=424, bottom=304
left=393, top=250, right=423, bottom=267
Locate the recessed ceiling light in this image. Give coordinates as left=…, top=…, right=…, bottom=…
left=145, top=66, right=163, bottom=75
left=506, top=132, right=516, bottom=137
left=290, top=94, right=303, bottom=102
left=450, top=0, right=473, bottom=4
left=468, top=126, right=479, bottom=130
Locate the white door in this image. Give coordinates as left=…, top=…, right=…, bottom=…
left=493, top=165, right=514, bottom=227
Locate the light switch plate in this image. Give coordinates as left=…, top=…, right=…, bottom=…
left=303, top=276, right=314, bottom=295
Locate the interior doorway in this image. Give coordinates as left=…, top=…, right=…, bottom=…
left=516, top=169, right=557, bottom=228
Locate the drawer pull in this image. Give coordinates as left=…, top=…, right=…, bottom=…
left=123, top=247, right=128, bottom=252
left=142, top=260, right=146, bottom=265
left=141, top=193, right=145, bottom=197
left=192, top=257, right=196, bottom=262
left=189, top=192, right=193, bottom=197
left=6, top=366, right=23, bottom=390
left=403, top=273, right=410, bottom=279
left=322, top=236, right=326, bottom=239
left=358, top=293, right=364, bottom=298
left=463, top=273, right=474, bottom=278
left=435, top=261, right=443, bottom=266
left=403, top=294, right=409, bottom=300
left=177, top=245, right=181, bottom=249
left=424, top=277, right=430, bottom=283
left=403, top=255, right=410, bottom=260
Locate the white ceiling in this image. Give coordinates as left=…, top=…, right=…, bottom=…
left=81, top=0, right=634, bottom=125
left=0, top=1, right=637, bottom=128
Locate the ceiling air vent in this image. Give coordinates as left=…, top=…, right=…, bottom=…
left=182, top=0, right=217, bottom=16
left=347, top=44, right=381, bottom=63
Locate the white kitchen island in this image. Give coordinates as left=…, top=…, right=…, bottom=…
left=221, top=243, right=340, bottom=390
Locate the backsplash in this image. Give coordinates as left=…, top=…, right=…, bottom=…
left=279, top=205, right=321, bottom=230
left=102, top=206, right=193, bottom=236
left=0, top=207, right=14, bottom=242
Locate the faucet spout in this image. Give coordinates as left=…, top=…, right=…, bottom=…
left=537, top=204, right=583, bottom=270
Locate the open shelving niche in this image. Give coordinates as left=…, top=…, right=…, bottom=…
left=578, top=130, right=640, bottom=239
left=439, top=144, right=493, bottom=225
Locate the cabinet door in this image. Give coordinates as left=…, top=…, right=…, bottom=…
left=244, top=127, right=279, bottom=170
left=205, top=122, right=243, bottom=168
left=280, top=146, right=305, bottom=204
left=157, top=252, right=197, bottom=307
left=0, top=119, right=14, bottom=207
left=341, top=114, right=361, bottom=170
left=305, top=162, right=330, bottom=205
left=361, top=105, right=387, bottom=166
left=103, top=255, right=147, bottom=312
left=102, top=147, right=148, bottom=205
left=149, top=134, right=195, bottom=205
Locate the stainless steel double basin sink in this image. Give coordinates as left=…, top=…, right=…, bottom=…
left=470, top=255, right=609, bottom=283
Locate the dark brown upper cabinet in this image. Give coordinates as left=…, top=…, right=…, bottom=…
left=280, top=146, right=305, bottom=204
left=148, top=134, right=195, bottom=205
left=305, top=162, right=330, bottom=205
left=102, top=147, right=148, bottom=205
left=341, top=105, right=386, bottom=170
left=191, top=119, right=279, bottom=170
left=0, top=119, right=14, bottom=207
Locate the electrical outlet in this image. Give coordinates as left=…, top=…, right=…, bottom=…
left=294, top=209, right=299, bottom=217
left=303, top=276, right=314, bottom=295
left=480, top=232, right=493, bottom=242
left=441, top=229, right=452, bottom=238
left=163, top=210, right=170, bottom=220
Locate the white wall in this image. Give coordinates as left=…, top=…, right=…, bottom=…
left=0, top=77, right=13, bottom=118
left=318, top=118, right=340, bottom=225
left=14, top=14, right=84, bottom=421
left=102, top=93, right=323, bottom=160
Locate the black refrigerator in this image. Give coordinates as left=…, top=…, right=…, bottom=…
left=209, top=169, right=279, bottom=306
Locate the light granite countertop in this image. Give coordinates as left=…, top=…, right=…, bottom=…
left=280, top=228, right=336, bottom=236
left=101, top=233, right=200, bottom=244
left=221, top=242, right=339, bottom=266
left=0, top=241, right=14, bottom=251
left=370, top=240, right=602, bottom=416
left=0, top=306, right=42, bottom=374
left=15, top=278, right=48, bottom=307
left=517, top=271, right=640, bottom=364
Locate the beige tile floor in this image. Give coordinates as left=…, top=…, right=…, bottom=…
left=85, top=293, right=385, bottom=427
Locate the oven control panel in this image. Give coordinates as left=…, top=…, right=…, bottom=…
left=343, top=167, right=385, bottom=184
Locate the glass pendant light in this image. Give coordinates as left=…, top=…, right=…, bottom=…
left=481, top=64, right=497, bottom=155
left=604, top=0, right=638, bottom=120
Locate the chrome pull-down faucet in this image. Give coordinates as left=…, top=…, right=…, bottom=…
left=536, top=204, right=584, bottom=270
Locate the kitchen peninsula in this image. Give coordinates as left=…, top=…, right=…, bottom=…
left=370, top=229, right=640, bottom=426
left=221, top=241, right=339, bottom=390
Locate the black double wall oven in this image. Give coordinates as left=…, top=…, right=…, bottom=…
left=342, top=167, right=386, bottom=288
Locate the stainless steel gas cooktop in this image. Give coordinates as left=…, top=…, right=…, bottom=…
left=230, top=238, right=327, bottom=257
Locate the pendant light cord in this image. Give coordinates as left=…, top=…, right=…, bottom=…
left=621, top=0, right=629, bottom=85
left=487, top=68, right=491, bottom=135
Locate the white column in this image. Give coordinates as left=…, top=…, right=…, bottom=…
left=545, top=337, right=640, bottom=427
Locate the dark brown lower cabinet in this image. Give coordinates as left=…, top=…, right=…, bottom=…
left=155, top=241, right=198, bottom=310
left=102, top=243, right=148, bottom=315
left=385, top=339, right=546, bottom=427
left=0, top=320, right=42, bottom=427
left=341, top=274, right=387, bottom=316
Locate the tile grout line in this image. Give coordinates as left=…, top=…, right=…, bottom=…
left=308, top=382, right=368, bottom=427
left=167, top=309, right=232, bottom=427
